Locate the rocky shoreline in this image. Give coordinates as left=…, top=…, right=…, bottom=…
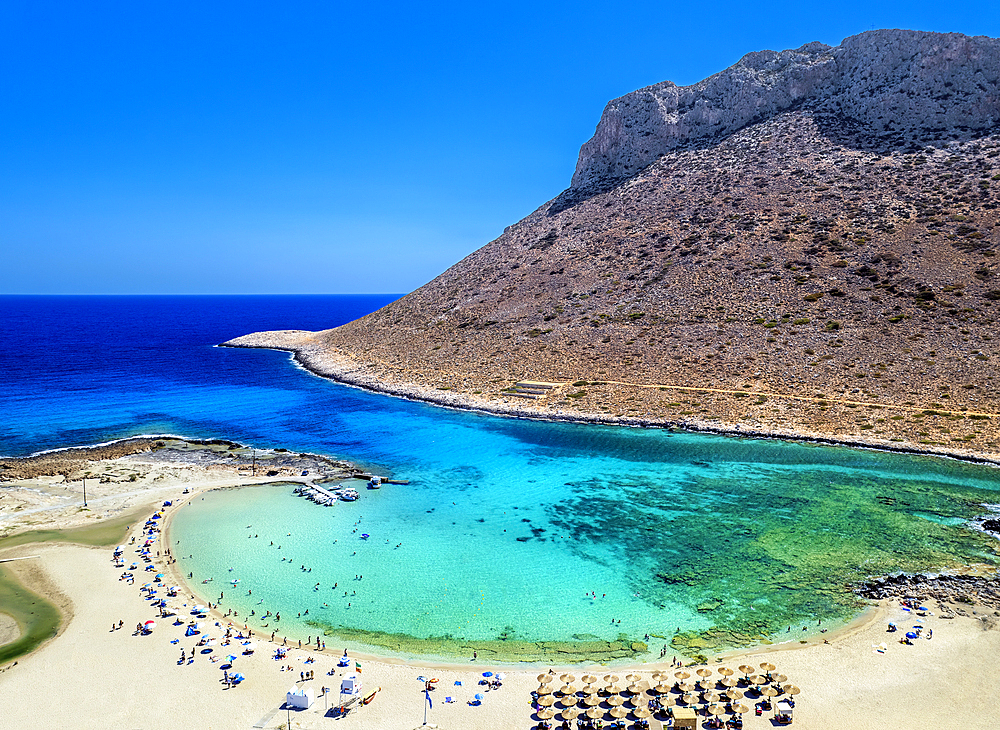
left=222, top=333, right=1000, bottom=469
left=855, top=572, right=1000, bottom=622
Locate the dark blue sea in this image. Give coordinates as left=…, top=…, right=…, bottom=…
left=2, top=295, right=998, bottom=660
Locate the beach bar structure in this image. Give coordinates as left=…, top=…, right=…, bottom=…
left=286, top=686, right=314, bottom=709
left=671, top=707, right=698, bottom=729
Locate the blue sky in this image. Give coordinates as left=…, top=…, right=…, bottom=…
left=2, top=2, right=997, bottom=294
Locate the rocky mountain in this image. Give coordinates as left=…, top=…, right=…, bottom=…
left=228, top=29, right=1000, bottom=459
left=572, top=30, right=1000, bottom=190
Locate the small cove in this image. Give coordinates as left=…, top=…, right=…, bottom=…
left=3, top=296, right=1000, bottom=663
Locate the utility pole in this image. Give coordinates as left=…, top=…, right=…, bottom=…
left=83, top=476, right=87, bottom=507
left=252, top=449, right=256, bottom=477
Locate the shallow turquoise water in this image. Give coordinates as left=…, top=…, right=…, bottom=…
left=171, top=422, right=1000, bottom=662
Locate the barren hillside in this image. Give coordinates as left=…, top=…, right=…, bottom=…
left=229, top=30, right=1000, bottom=459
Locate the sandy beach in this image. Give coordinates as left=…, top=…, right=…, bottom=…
left=1, top=442, right=999, bottom=729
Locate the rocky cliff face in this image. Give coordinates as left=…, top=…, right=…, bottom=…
left=572, top=30, right=1000, bottom=190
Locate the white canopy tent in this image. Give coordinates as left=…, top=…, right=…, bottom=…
left=286, top=686, right=314, bottom=709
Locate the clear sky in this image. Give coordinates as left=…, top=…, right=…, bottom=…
left=2, top=1, right=997, bottom=294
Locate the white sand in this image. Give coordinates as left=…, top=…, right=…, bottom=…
left=1, top=464, right=999, bottom=729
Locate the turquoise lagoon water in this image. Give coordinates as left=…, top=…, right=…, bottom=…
left=2, top=296, right=1000, bottom=663
left=171, top=422, right=1000, bottom=663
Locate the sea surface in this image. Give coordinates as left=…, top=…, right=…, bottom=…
left=2, top=295, right=999, bottom=663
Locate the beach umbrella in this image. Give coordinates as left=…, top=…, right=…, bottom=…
left=583, top=696, right=601, bottom=707
left=677, top=681, right=695, bottom=693
left=738, top=665, right=755, bottom=676
left=610, top=707, right=629, bottom=719
left=761, top=686, right=779, bottom=698
left=495, top=672, right=506, bottom=681
left=749, top=675, right=767, bottom=686
left=537, top=709, right=555, bottom=720
left=582, top=674, right=598, bottom=684
left=560, top=673, right=576, bottom=683
left=783, top=685, right=801, bottom=696
left=482, top=671, right=493, bottom=678
left=759, top=662, right=776, bottom=673
left=726, top=689, right=744, bottom=701
left=560, top=707, right=581, bottom=720
left=674, top=670, right=691, bottom=680
left=707, top=704, right=726, bottom=716
left=608, top=695, right=625, bottom=706
left=625, top=673, right=641, bottom=682
left=653, top=682, right=673, bottom=694
left=474, top=693, right=484, bottom=701
left=718, top=667, right=735, bottom=677
left=627, top=681, right=649, bottom=694
left=232, top=673, right=244, bottom=682
left=720, top=677, right=738, bottom=687
left=732, top=703, right=750, bottom=715
left=604, top=674, right=620, bottom=683
left=586, top=708, right=604, bottom=720
left=682, top=693, right=700, bottom=705
left=606, top=684, right=624, bottom=695
left=226, top=654, right=237, bottom=663
left=704, top=691, right=722, bottom=703
left=536, top=684, right=553, bottom=695
left=143, top=620, right=156, bottom=629
left=772, top=673, right=788, bottom=684
left=696, top=668, right=713, bottom=678
left=560, top=695, right=579, bottom=707
left=558, top=685, right=577, bottom=696
left=581, top=685, right=598, bottom=695
left=537, top=673, right=553, bottom=683
left=660, top=696, right=677, bottom=708
left=633, top=707, right=652, bottom=718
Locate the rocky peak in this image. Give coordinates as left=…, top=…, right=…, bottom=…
left=572, top=29, right=1000, bottom=190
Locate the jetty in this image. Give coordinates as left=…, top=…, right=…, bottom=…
left=350, top=471, right=410, bottom=485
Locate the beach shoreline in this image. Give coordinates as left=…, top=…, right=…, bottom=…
left=2, top=491, right=999, bottom=729
left=221, top=335, right=1000, bottom=468
left=1, top=434, right=995, bottom=667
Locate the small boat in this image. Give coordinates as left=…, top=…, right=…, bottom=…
left=339, top=489, right=359, bottom=502
left=363, top=687, right=381, bottom=705
left=367, top=476, right=381, bottom=489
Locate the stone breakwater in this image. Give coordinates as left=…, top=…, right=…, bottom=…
left=222, top=331, right=1000, bottom=468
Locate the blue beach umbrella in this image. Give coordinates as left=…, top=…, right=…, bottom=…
left=906, top=631, right=918, bottom=639
left=227, top=654, right=237, bottom=663
left=482, top=672, right=493, bottom=677
left=475, top=693, right=484, bottom=701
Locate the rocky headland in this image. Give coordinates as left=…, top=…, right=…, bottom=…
left=227, top=29, right=1000, bottom=462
